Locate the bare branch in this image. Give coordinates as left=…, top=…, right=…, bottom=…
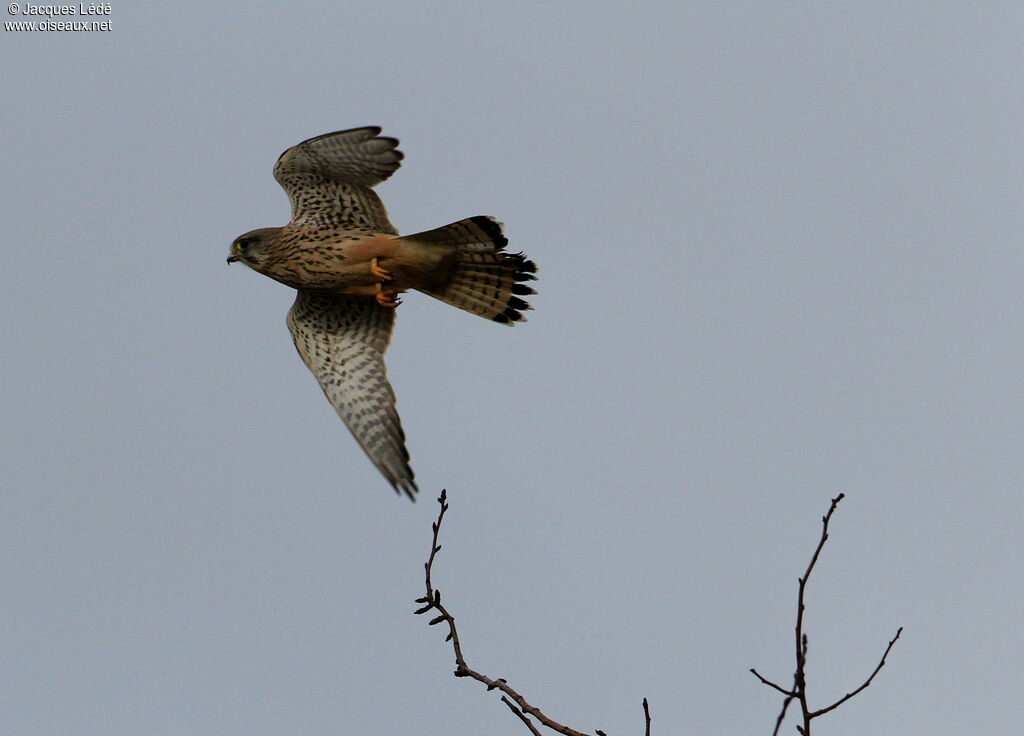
left=751, top=494, right=902, bottom=735
left=793, top=493, right=845, bottom=731
left=773, top=695, right=796, bottom=736
left=642, top=697, right=651, bottom=736
left=503, top=696, right=543, bottom=736
left=809, top=627, right=903, bottom=718
left=765, top=672, right=798, bottom=736
left=416, top=490, right=623, bottom=736
left=749, top=668, right=795, bottom=697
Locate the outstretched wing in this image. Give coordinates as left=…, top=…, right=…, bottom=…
left=286, top=290, right=416, bottom=498
left=273, top=127, right=403, bottom=232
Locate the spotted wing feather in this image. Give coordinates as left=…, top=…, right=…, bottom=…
left=273, top=127, right=403, bottom=232
left=286, top=291, right=416, bottom=498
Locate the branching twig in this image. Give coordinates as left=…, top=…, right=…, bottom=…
left=808, top=626, right=903, bottom=719
left=749, top=668, right=795, bottom=698
left=502, top=696, right=543, bottom=736
left=761, top=671, right=798, bottom=736
left=751, top=494, right=902, bottom=735
left=414, top=490, right=648, bottom=736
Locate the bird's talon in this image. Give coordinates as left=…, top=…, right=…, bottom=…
left=375, top=281, right=401, bottom=308
left=370, top=256, right=393, bottom=282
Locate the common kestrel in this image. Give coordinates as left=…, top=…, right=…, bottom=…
left=228, top=127, right=536, bottom=499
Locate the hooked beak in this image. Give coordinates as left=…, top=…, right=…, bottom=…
left=226, top=255, right=239, bottom=264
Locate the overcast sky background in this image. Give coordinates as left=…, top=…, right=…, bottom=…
left=3, top=3, right=1022, bottom=735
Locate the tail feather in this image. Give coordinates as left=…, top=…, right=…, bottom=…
left=401, top=216, right=537, bottom=324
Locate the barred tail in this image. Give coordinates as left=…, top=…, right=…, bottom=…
left=402, top=216, right=537, bottom=324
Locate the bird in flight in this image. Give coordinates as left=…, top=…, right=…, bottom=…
left=228, top=127, right=536, bottom=499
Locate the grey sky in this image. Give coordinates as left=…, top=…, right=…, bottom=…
left=2, top=2, right=1022, bottom=734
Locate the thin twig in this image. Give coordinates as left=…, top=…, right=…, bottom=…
left=750, top=667, right=796, bottom=697
left=414, top=490, right=598, bottom=736
left=772, top=694, right=796, bottom=736
left=643, top=697, right=651, bottom=736
left=503, top=696, right=543, bottom=736
left=765, top=672, right=798, bottom=736
left=793, top=493, right=846, bottom=732
left=750, top=494, right=902, bottom=735
left=809, top=627, right=903, bottom=718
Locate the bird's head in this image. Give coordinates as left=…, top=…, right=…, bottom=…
left=227, top=228, right=279, bottom=268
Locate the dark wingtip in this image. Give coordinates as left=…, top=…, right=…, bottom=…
left=392, top=477, right=418, bottom=501
left=492, top=303, right=528, bottom=325
left=469, top=215, right=509, bottom=249
left=504, top=254, right=537, bottom=322
left=511, top=255, right=538, bottom=282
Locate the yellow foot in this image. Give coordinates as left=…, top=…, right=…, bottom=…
left=375, top=281, right=401, bottom=308
left=370, top=256, right=393, bottom=282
